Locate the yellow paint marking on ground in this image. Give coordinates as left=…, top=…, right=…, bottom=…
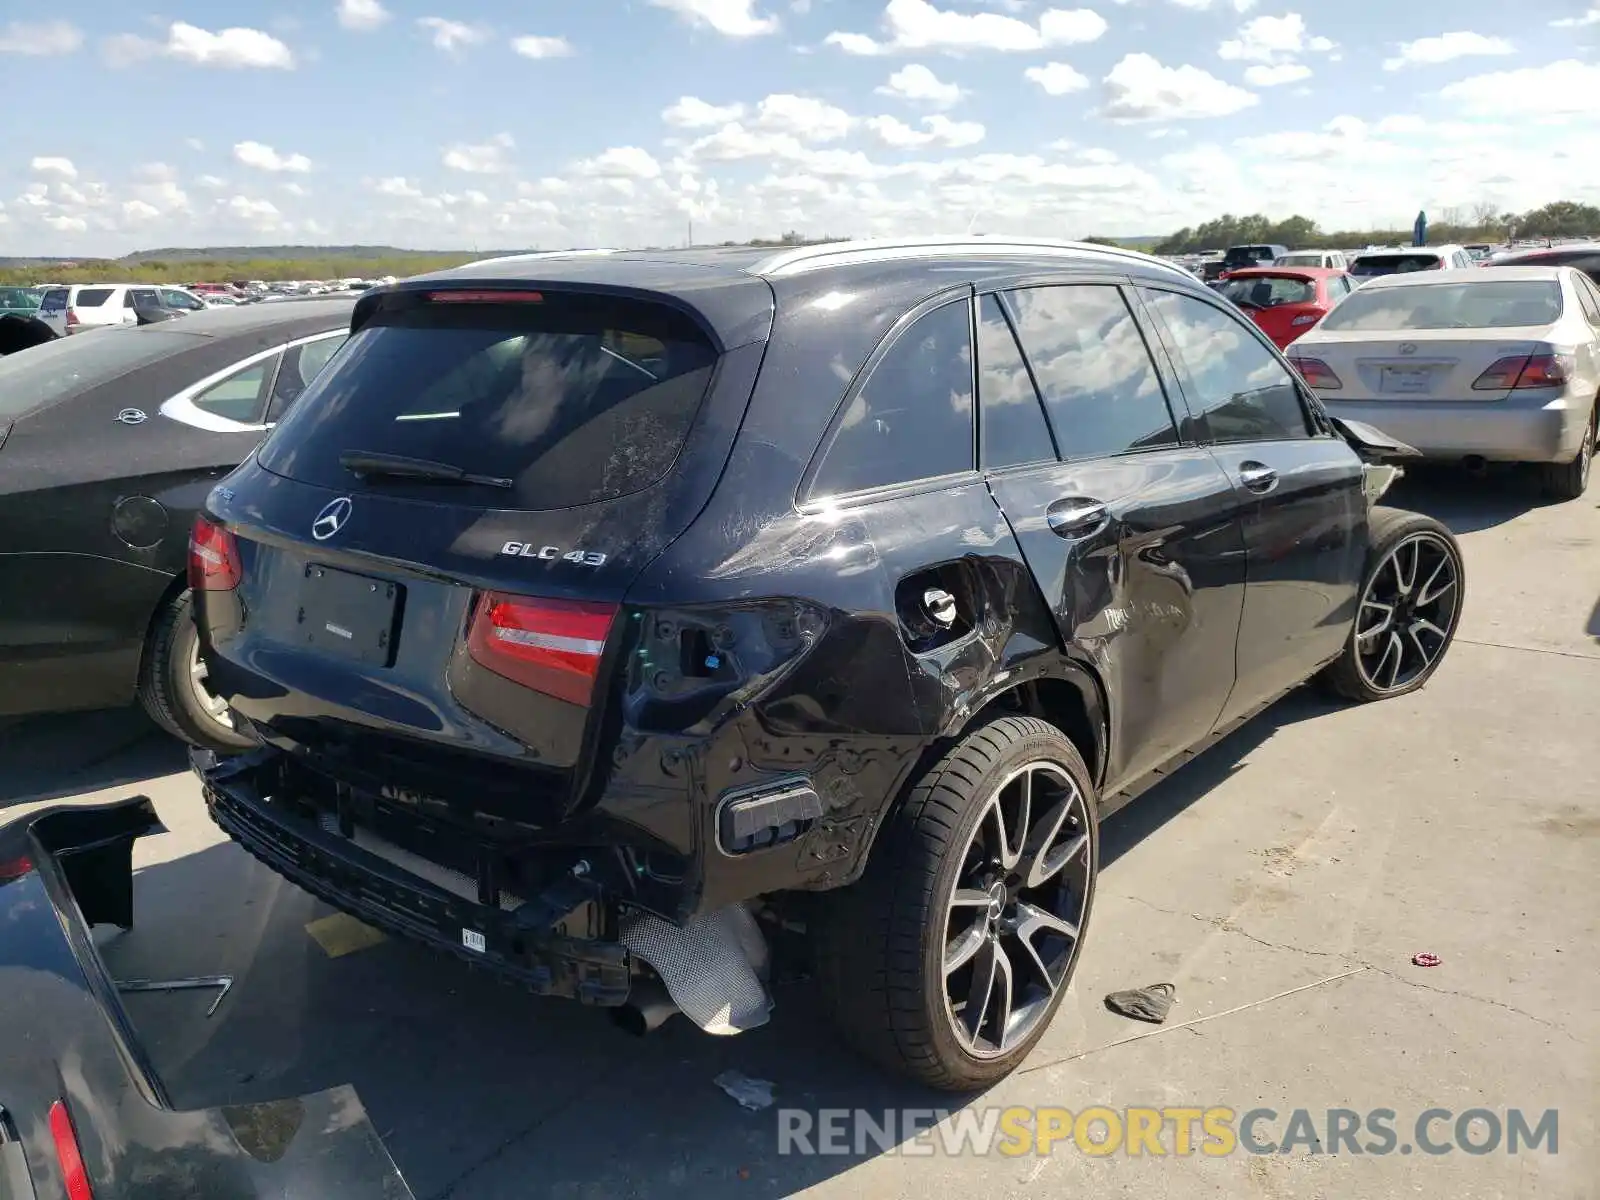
left=305, top=913, right=388, bottom=958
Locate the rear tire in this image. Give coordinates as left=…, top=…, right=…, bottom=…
left=137, top=588, right=256, bottom=754
left=1539, top=405, right=1595, bottom=501
left=1319, top=507, right=1464, bottom=703
left=812, top=716, right=1098, bottom=1090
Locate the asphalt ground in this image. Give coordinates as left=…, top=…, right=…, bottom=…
left=3, top=466, right=1596, bottom=1199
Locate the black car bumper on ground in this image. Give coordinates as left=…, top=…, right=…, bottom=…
left=197, top=748, right=634, bottom=1006
left=0, top=795, right=413, bottom=1199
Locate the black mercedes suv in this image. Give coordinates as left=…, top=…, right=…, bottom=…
left=191, top=238, right=1464, bottom=1089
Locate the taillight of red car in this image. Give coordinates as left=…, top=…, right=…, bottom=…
left=466, top=592, right=619, bottom=706
left=188, top=515, right=242, bottom=591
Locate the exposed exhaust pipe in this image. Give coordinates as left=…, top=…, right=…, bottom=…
left=612, top=981, right=680, bottom=1036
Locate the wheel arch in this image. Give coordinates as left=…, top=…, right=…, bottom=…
left=138, top=570, right=191, bottom=669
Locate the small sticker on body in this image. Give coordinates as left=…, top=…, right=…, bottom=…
left=462, top=928, right=487, bottom=954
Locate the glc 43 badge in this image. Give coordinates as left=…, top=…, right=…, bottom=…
left=499, top=541, right=607, bottom=567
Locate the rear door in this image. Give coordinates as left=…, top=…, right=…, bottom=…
left=36, top=288, right=68, bottom=335
left=980, top=280, right=1247, bottom=789
left=1138, top=286, right=1365, bottom=721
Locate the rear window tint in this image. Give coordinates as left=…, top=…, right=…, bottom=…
left=1219, top=276, right=1317, bottom=307
left=1318, top=281, right=1563, bottom=332
left=0, top=328, right=198, bottom=420
left=258, top=292, right=719, bottom=510
left=1349, top=254, right=1441, bottom=278
left=74, top=288, right=114, bottom=307
left=39, top=289, right=68, bottom=311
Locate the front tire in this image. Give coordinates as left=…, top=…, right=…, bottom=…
left=137, top=588, right=257, bottom=754
left=1319, top=507, right=1464, bottom=703
left=813, top=716, right=1098, bottom=1090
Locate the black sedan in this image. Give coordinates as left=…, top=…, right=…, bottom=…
left=0, top=298, right=353, bottom=751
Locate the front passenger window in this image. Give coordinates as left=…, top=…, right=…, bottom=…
left=809, top=299, right=974, bottom=498
left=1142, top=289, right=1313, bottom=443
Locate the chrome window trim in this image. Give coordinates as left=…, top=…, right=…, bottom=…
left=159, top=328, right=346, bottom=433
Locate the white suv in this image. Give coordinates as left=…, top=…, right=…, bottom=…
left=34, top=284, right=194, bottom=336
left=1275, top=250, right=1348, bottom=269
left=1348, top=245, right=1475, bottom=283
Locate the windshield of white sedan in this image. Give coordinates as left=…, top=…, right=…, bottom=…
left=1317, top=281, right=1564, bottom=332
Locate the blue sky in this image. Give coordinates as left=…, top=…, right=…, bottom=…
left=2, top=0, right=1597, bottom=256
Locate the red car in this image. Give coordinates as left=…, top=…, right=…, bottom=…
left=1213, top=266, right=1355, bottom=350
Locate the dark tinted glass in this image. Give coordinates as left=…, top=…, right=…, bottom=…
left=40, top=289, right=67, bottom=312
left=811, top=299, right=974, bottom=498
left=976, top=294, right=1053, bottom=470
left=1007, top=285, right=1178, bottom=459
left=260, top=292, right=719, bottom=510
left=267, top=335, right=346, bottom=423
left=1142, top=289, right=1311, bottom=443
left=0, top=328, right=197, bottom=419
left=1350, top=254, right=1441, bottom=278
left=1224, top=246, right=1277, bottom=268
left=75, top=288, right=113, bottom=307
left=192, top=360, right=271, bottom=423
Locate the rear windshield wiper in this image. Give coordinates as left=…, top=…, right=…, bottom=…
left=339, top=450, right=512, bottom=488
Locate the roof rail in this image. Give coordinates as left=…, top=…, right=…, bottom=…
left=453, top=248, right=622, bottom=271
left=748, top=235, right=1192, bottom=280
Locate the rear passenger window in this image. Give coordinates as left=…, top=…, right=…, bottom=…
left=976, top=294, right=1053, bottom=470
left=75, top=288, right=113, bottom=308
left=810, top=299, right=974, bottom=498
left=192, top=359, right=271, bottom=424
left=1142, top=289, right=1312, bottom=443
left=267, top=335, right=345, bottom=423
left=1006, top=284, right=1178, bottom=460
left=39, top=288, right=67, bottom=312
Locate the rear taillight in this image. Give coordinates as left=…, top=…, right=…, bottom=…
left=1472, top=353, right=1574, bottom=390
left=65, top=309, right=79, bottom=328
left=1289, top=356, right=1342, bottom=389
left=1290, top=314, right=1319, bottom=327
left=466, top=592, right=618, bottom=706
left=426, top=290, right=544, bottom=304
left=48, top=1100, right=93, bottom=1200
left=0, top=856, right=32, bottom=883
left=188, top=515, right=241, bottom=591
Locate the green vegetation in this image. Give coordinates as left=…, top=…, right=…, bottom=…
left=0, top=251, right=483, bottom=287
left=1142, top=201, right=1600, bottom=257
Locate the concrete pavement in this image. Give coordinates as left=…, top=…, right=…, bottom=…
left=4, top=467, right=1595, bottom=1199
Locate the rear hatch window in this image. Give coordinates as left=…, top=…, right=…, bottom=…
left=258, top=290, right=719, bottom=510
left=1219, top=275, right=1317, bottom=307
left=1350, top=254, right=1442, bottom=278
left=73, top=288, right=114, bottom=307
left=1317, top=281, right=1563, bottom=332
left=1224, top=246, right=1274, bottom=269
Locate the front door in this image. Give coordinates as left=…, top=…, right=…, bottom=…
left=1137, top=286, right=1366, bottom=722
left=977, top=283, right=1248, bottom=791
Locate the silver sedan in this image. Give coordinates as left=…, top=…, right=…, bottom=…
left=1287, top=266, right=1600, bottom=500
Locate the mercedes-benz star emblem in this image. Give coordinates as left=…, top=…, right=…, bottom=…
left=311, top=496, right=353, bottom=541
left=1399, top=343, right=1418, bottom=356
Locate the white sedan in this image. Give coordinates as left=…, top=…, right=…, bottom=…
left=1287, top=266, right=1600, bottom=500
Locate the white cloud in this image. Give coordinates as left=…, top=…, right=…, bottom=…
left=0, top=20, right=84, bottom=55
left=1244, top=62, right=1311, bottom=86
left=337, top=0, right=391, bottom=32
left=1383, top=31, right=1514, bottom=71
left=876, top=63, right=963, bottom=106
left=1101, top=53, right=1258, bottom=121
left=577, top=147, right=664, bottom=179
left=1168, top=0, right=1257, bottom=9
left=1219, top=14, right=1333, bottom=63
left=443, top=132, right=515, bottom=173
left=417, top=17, right=489, bottom=53
left=226, top=195, right=283, bottom=229
left=122, top=200, right=162, bottom=223
left=826, top=0, right=1106, bottom=55
left=1025, top=61, right=1090, bottom=95
left=30, top=157, right=78, bottom=179
left=512, top=35, right=574, bottom=58
left=233, top=141, right=312, bottom=173
left=663, top=96, right=747, bottom=127
left=374, top=176, right=424, bottom=197
left=105, top=22, right=295, bottom=69
left=1438, top=59, right=1600, bottom=118
left=866, top=114, right=985, bottom=148
left=44, top=215, right=88, bottom=234
left=752, top=93, right=855, bottom=141
left=283, top=182, right=310, bottom=197
left=197, top=175, right=228, bottom=190
left=1551, top=7, right=1600, bottom=27
left=184, top=137, right=205, bottom=151
left=648, top=0, right=780, bottom=37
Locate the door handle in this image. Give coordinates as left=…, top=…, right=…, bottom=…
left=1046, top=496, right=1108, bottom=539
left=1238, top=461, right=1279, bottom=493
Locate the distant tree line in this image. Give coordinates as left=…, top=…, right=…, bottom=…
left=1130, top=201, right=1600, bottom=257
left=0, top=252, right=483, bottom=287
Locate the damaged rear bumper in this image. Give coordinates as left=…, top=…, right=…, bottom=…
left=198, top=748, right=633, bottom=1006
left=0, top=795, right=414, bottom=1199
